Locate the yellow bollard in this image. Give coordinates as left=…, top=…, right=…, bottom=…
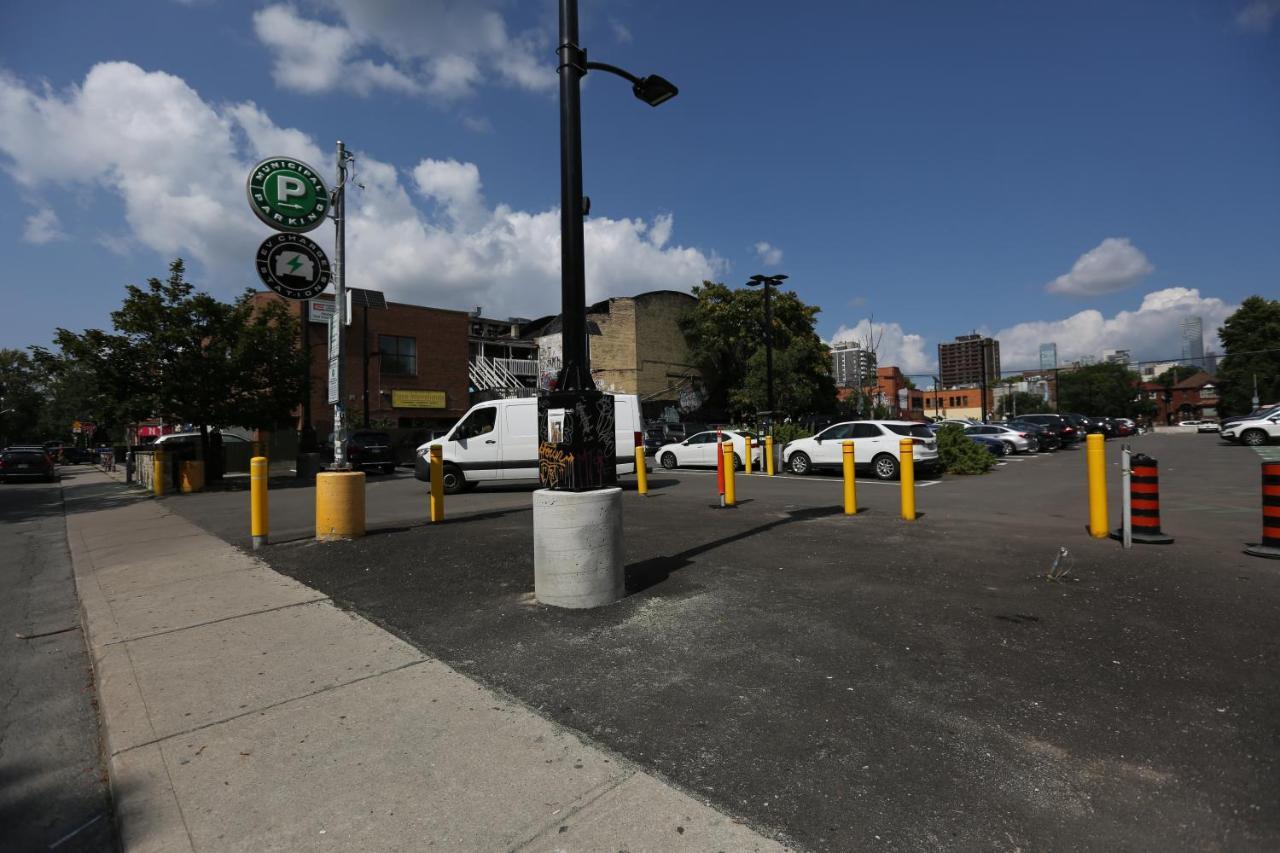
left=765, top=435, right=775, bottom=476
left=316, top=470, right=366, bottom=540
left=899, top=438, right=916, bottom=521
left=722, top=442, right=736, bottom=507
left=634, top=445, right=649, bottom=496
left=1086, top=432, right=1108, bottom=538
left=843, top=440, right=857, bottom=515
left=153, top=449, right=165, bottom=497
left=251, top=456, right=269, bottom=549
left=745, top=440, right=753, bottom=473
left=429, top=445, right=444, bottom=522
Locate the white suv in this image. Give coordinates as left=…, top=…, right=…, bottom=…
left=1220, top=412, right=1280, bottom=447
left=782, top=420, right=940, bottom=480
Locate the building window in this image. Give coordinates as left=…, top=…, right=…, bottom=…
left=379, top=335, right=416, bottom=375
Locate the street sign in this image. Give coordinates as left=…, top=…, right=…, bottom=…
left=246, top=157, right=329, bottom=233
left=255, top=233, right=331, bottom=300
left=328, top=315, right=340, bottom=355
left=308, top=295, right=351, bottom=325
left=327, top=360, right=339, bottom=405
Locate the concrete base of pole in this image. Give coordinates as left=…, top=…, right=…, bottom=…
left=1243, top=544, right=1280, bottom=559
left=532, top=487, right=623, bottom=609
left=316, top=471, right=366, bottom=541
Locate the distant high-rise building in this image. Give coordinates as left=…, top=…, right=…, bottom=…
left=938, top=333, right=1000, bottom=388
left=1181, top=316, right=1204, bottom=368
left=830, top=340, right=877, bottom=388
left=1039, top=343, right=1058, bottom=371
left=1103, top=348, right=1131, bottom=367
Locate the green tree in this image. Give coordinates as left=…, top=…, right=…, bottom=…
left=1055, top=362, right=1140, bottom=416
left=997, top=391, right=1046, bottom=418
left=1216, top=296, right=1280, bottom=415
left=935, top=423, right=995, bottom=475
left=679, top=281, right=835, bottom=420
left=1153, top=365, right=1200, bottom=387
left=36, top=260, right=307, bottom=468
left=0, top=349, right=47, bottom=445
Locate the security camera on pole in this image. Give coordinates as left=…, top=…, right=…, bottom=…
left=245, top=148, right=365, bottom=542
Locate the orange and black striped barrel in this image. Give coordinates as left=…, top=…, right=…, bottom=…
left=1246, top=461, right=1280, bottom=558
left=1128, top=453, right=1173, bottom=544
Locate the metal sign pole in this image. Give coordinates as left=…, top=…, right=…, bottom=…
left=332, top=140, right=349, bottom=469
left=1121, top=444, right=1132, bottom=548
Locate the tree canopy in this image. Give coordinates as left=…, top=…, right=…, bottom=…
left=679, top=281, right=835, bottom=420
left=1055, top=362, right=1141, bottom=416
left=1216, top=296, right=1280, bottom=414
left=32, top=259, right=307, bottom=443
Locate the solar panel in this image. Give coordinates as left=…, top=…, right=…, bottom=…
left=348, top=288, right=387, bottom=309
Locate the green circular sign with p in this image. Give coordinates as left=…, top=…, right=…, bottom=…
left=246, top=157, right=330, bottom=233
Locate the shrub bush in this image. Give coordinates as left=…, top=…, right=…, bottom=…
left=935, top=424, right=996, bottom=475
left=770, top=422, right=813, bottom=446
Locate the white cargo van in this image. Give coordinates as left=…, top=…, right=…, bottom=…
left=414, top=395, right=642, bottom=493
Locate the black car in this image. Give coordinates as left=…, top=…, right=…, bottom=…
left=61, top=446, right=99, bottom=464
left=341, top=430, right=397, bottom=474
left=1017, top=413, right=1080, bottom=446
left=0, top=448, right=58, bottom=482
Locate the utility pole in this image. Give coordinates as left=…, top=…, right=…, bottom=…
left=332, top=140, right=350, bottom=469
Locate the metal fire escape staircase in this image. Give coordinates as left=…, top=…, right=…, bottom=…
left=469, top=356, right=527, bottom=397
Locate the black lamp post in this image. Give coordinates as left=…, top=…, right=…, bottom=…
left=539, top=0, right=678, bottom=490
left=746, top=273, right=788, bottom=431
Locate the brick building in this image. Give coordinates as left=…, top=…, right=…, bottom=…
left=1137, top=371, right=1219, bottom=425
left=938, top=333, right=1000, bottom=388
left=253, top=291, right=471, bottom=436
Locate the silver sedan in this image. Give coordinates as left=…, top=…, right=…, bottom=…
left=963, top=424, right=1034, bottom=454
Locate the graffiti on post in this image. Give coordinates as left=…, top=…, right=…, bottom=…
left=538, top=389, right=618, bottom=491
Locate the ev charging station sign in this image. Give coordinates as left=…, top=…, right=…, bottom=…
left=246, top=157, right=329, bottom=233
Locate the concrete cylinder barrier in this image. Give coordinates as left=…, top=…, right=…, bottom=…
left=899, top=438, right=916, bottom=521
left=1086, top=433, right=1109, bottom=539
left=722, top=442, right=737, bottom=507
left=765, top=435, right=775, bottom=476
left=250, top=456, right=269, bottom=549
left=634, top=445, right=648, bottom=496
left=179, top=460, right=205, bottom=493
left=1244, top=461, right=1280, bottom=559
left=842, top=440, right=857, bottom=516
left=1125, top=453, right=1173, bottom=544
left=153, top=449, right=166, bottom=498
left=316, top=470, right=366, bottom=541
left=429, top=445, right=444, bottom=523
left=533, top=487, right=624, bottom=608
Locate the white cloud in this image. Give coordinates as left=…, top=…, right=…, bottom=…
left=1236, top=0, right=1280, bottom=32
left=250, top=1, right=554, bottom=101
left=0, top=63, right=723, bottom=319
left=461, top=115, right=493, bottom=134
left=611, top=20, right=633, bottom=43
left=753, top=241, right=783, bottom=266
left=831, top=320, right=933, bottom=375
left=1045, top=237, right=1154, bottom=296
left=830, top=288, right=1236, bottom=376
left=22, top=208, right=64, bottom=244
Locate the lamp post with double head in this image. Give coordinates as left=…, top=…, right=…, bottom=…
left=747, top=273, right=788, bottom=435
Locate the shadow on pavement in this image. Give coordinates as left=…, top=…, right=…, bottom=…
left=626, top=504, right=843, bottom=594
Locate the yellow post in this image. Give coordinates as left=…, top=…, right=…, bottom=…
left=722, top=442, right=736, bottom=507
left=842, top=440, right=857, bottom=515
left=899, top=438, right=916, bottom=521
left=634, top=445, right=649, bottom=496
left=153, top=448, right=165, bottom=497
left=316, top=470, right=367, bottom=540
left=251, top=456, right=269, bottom=549
left=429, top=445, right=444, bottom=522
left=765, top=435, right=775, bottom=476
left=745, top=440, right=753, bottom=473
left=1086, top=432, right=1108, bottom=538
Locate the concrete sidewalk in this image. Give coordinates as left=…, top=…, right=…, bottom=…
left=65, top=469, right=784, bottom=852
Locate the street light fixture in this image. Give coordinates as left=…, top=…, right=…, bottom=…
left=746, top=273, right=788, bottom=432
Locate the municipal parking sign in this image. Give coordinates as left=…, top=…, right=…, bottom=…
left=255, top=233, right=332, bottom=300
left=246, top=157, right=329, bottom=233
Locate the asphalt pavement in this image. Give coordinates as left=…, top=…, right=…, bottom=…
left=166, top=433, right=1279, bottom=851
left=0, top=476, right=116, bottom=852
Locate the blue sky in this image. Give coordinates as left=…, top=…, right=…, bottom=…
left=2, top=0, right=1277, bottom=375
